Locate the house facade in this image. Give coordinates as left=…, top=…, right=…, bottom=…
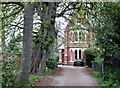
left=58, top=18, right=95, bottom=65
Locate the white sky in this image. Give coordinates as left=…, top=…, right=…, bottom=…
left=55, top=17, right=68, bottom=34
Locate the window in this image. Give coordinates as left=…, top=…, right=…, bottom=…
left=79, top=50, right=81, bottom=59
left=81, top=32, right=85, bottom=41
left=75, top=50, right=77, bottom=60
left=74, top=31, right=78, bottom=42
left=70, top=31, right=74, bottom=42
left=70, top=32, right=73, bottom=41
left=79, top=32, right=81, bottom=41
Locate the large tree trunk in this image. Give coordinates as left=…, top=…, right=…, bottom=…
left=30, top=2, right=58, bottom=75
left=30, top=44, right=42, bottom=74
left=18, top=2, right=34, bottom=85
left=30, top=28, right=48, bottom=74
left=38, top=53, right=47, bottom=76
left=38, top=43, right=54, bottom=76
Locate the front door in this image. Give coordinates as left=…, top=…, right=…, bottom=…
left=61, top=49, right=64, bottom=63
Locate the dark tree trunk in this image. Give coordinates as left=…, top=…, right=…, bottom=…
left=30, top=2, right=58, bottom=75
left=30, top=29, right=48, bottom=74
left=38, top=54, right=47, bottom=76
left=18, top=2, right=34, bottom=85
left=38, top=43, right=53, bottom=76
left=30, top=44, right=42, bottom=74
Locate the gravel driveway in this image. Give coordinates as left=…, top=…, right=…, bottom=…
left=35, top=65, right=99, bottom=87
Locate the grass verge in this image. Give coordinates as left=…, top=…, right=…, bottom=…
left=29, top=68, right=52, bottom=85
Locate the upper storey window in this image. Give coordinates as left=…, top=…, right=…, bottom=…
left=70, top=31, right=74, bottom=42
left=79, top=32, right=81, bottom=41
left=74, top=31, right=78, bottom=42
left=69, top=30, right=84, bottom=43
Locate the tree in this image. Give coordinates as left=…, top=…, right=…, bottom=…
left=30, top=2, right=59, bottom=75
left=93, top=2, right=120, bottom=80
left=18, top=2, right=34, bottom=85
left=93, top=2, right=120, bottom=58
left=30, top=2, right=85, bottom=75
left=1, top=2, right=101, bottom=86
left=1, top=2, right=23, bottom=56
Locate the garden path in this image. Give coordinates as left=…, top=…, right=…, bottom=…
left=35, top=65, right=99, bottom=87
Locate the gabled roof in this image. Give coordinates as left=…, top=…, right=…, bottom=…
left=64, top=18, right=91, bottom=31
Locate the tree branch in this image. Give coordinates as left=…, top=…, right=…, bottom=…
left=57, top=2, right=82, bottom=17
left=1, top=7, right=23, bottom=19
left=9, top=24, right=23, bottom=29
left=0, top=2, right=24, bottom=8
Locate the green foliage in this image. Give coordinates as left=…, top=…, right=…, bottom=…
left=91, top=71, right=102, bottom=78
left=99, top=72, right=120, bottom=88
left=46, top=57, right=58, bottom=70
left=43, top=21, right=50, bottom=28
left=84, top=48, right=100, bottom=68
left=94, top=54, right=104, bottom=64
left=43, top=68, right=52, bottom=78
left=94, top=17, right=119, bottom=56
left=2, top=35, right=22, bottom=87
left=91, top=71, right=120, bottom=88
left=5, top=42, right=22, bottom=54
left=29, top=68, right=52, bottom=86
left=93, top=3, right=120, bottom=86
left=92, top=70, right=120, bottom=88
left=29, top=75, right=41, bottom=85
left=2, top=55, right=20, bottom=88
left=2, top=36, right=22, bottom=87
left=85, top=48, right=100, bottom=57
left=5, top=34, right=22, bottom=54
left=100, top=81, right=120, bottom=88
left=94, top=2, right=120, bottom=56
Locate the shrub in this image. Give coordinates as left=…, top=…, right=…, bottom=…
left=91, top=70, right=120, bottom=88
left=98, top=71, right=120, bottom=88
left=91, top=71, right=102, bottom=78
left=84, top=48, right=100, bottom=68
left=29, top=75, right=41, bottom=85
left=29, top=68, right=52, bottom=86
left=43, top=68, right=52, bottom=78
left=2, top=56, right=20, bottom=88
left=46, top=58, right=58, bottom=70
left=99, top=77, right=120, bottom=88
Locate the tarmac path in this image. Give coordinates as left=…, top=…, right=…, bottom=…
left=35, top=65, right=99, bottom=87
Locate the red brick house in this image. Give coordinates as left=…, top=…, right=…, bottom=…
left=58, top=18, right=94, bottom=65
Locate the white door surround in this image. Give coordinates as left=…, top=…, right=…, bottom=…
left=70, top=48, right=85, bottom=61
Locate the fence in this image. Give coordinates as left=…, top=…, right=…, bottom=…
left=92, top=61, right=103, bottom=72
left=111, top=58, right=120, bottom=82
